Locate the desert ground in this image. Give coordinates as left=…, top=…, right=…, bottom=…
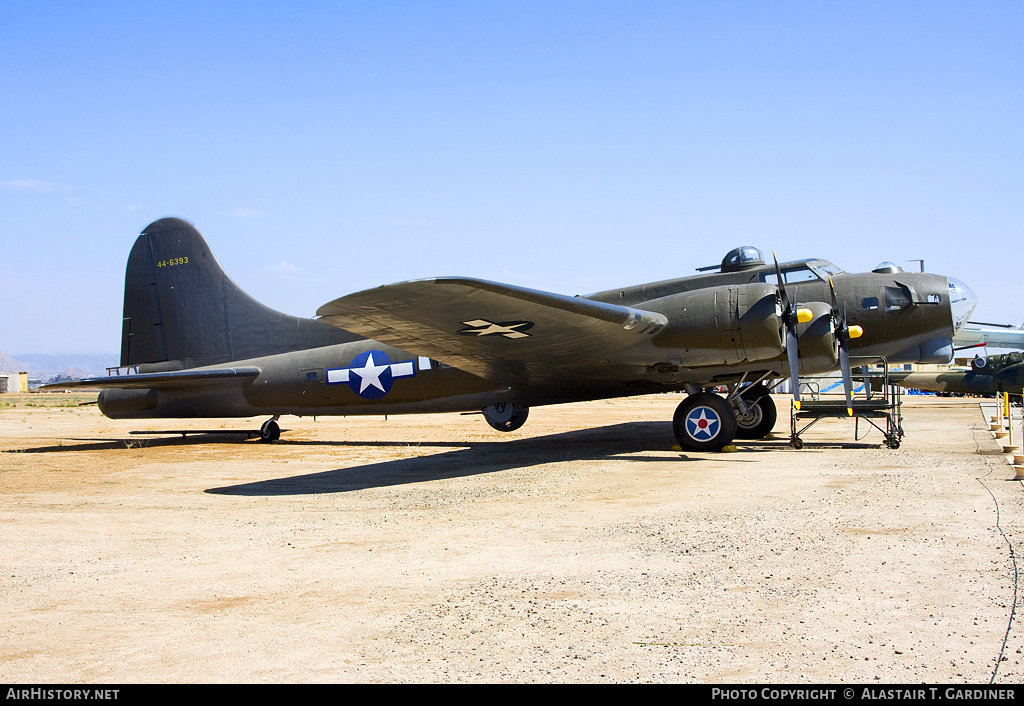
left=1, top=391, right=1022, bottom=683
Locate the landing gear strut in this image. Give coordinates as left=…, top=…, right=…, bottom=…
left=672, top=393, right=737, bottom=452
left=732, top=386, right=778, bottom=440
left=482, top=403, right=529, bottom=432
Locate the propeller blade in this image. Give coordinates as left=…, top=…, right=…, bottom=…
left=828, top=277, right=845, bottom=330
left=787, top=285, right=802, bottom=407
left=775, top=251, right=810, bottom=408
left=773, top=251, right=791, bottom=312
left=829, top=278, right=855, bottom=415
left=839, top=344, right=853, bottom=415
left=787, top=324, right=801, bottom=408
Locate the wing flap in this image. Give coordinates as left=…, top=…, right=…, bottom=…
left=316, top=278, right=667, bottom=385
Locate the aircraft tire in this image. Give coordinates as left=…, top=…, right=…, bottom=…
left=733, top=395, right=777, bottom=439
left=260, top=418, right=281, bottom=443
left=673, top=393, right=737, bottom=452
left=482, top=403, right=529, bottom=432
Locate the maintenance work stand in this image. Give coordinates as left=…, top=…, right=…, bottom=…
left=789, top=361, right=904, bottom=450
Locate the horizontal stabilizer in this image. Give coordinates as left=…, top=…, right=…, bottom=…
left=42, top=367, right=261, bottom=390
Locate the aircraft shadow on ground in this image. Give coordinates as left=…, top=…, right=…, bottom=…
left=6, top=421, right=878, bottom=496
left=204, top=421, right=762, bottom=496
left=10, top=433, right=263, bottom=453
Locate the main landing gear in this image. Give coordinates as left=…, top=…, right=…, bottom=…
left=672, top=385, right=778, bottom=452
left=482, top=403, right=530, bottom=432
left=672, top=393, right=737, bottom=452
left=260, top=416, right=281, bottom=442
left=733, top=386, right=778, bottom=440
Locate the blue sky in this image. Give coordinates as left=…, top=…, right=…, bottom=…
left=2, top=1, right=1021, bottom=356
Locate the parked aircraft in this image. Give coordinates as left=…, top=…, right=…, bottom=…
left=953, top=322, right=1024, bottom=351
left=893, top=352, right=1024, bottom=397
left=50, top=218, right=976, bottom=452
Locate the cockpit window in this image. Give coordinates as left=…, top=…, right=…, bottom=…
left=762, top=266, right=819, bottom=286
left=812, top=262, right=845, bottom=276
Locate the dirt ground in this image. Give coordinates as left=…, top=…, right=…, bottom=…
left=1, top=392, right=1022, bottom=683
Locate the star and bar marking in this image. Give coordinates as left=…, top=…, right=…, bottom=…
left=457, top=319, right=533, bottom=339
left=326, top=350, right=416, bottom=400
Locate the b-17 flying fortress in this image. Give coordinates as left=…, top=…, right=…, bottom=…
left=52, top=218, right=978, bottom=451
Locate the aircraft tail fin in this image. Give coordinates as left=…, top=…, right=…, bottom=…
left=121, top=218, right=358, bottom=369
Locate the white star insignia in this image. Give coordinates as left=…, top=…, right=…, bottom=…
left=459, top=319, right=532, bottom=339
left=350, top=352, right=389, bottom=394
left=687, top=409, right=720, bottom=439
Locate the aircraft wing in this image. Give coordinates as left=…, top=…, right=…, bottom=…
left=316, top=277, right=667, bottom=386
left=953, top=324, right=1024, bottom=350
left=41, top=367, right=261, bottom=390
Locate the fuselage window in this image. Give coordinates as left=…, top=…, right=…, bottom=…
left=419, top=356, right=450, bottom=370
left=862, top=297, right=879, bottom=310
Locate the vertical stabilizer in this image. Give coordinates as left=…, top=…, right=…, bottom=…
left=121, top=218, right=357, bottom=369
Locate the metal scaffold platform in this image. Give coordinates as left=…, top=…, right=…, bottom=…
left=789, top=361, right=904, bottom=449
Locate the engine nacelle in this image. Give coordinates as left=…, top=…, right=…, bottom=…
left=647, top=282, right=785, bottom=366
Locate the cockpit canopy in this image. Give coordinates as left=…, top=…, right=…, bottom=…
left=760, top=258, right=846, bottom=286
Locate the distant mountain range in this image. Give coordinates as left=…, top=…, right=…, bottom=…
left=0, top=352, right=118, bottom=380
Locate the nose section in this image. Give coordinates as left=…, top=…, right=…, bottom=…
left=947, top=277, right=977, bottom=335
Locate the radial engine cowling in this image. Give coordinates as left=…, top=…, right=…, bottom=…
left=647, top=282, right=785, bottom=366
left=794, top=301, right=839, bottom=375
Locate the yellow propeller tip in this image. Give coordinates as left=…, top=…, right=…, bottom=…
left=796, top=307, right=813, bottom=324
left=793, top=401, right=801, bottom=410
left=848, top=325, right=864, bottom=339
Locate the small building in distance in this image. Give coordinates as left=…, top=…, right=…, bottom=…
left=0, top=371, right=28, bottom=393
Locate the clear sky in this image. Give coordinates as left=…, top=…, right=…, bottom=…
left=2, top=1, right=1021, bottom=357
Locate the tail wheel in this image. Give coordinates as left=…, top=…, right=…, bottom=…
left=673, top=393, right=737, bottom=452
left=482, top=403, right=529, bottom=432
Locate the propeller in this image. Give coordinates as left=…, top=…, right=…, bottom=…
left=774, top=252, right=813, bottom=409
left=828, top=277, right=864, bottom=416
